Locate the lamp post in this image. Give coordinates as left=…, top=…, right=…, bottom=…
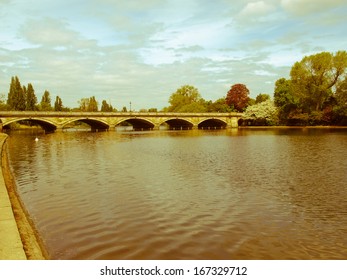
left=129, top=102, right=132, bottom=112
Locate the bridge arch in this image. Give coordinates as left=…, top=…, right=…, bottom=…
left=62, top=118, right=110, bottom=131
left=198, top=118, right=227, bottom=129
left=160, top=118, right=195, bottom=130
left=2, top=117, right=57, bottom=133
left=115, top=117, right=155, bottom=130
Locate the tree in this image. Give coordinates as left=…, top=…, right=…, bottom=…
left=40, top=90, right=52, bottom=111
left=100, top=100, right=113, bottom=112
left=78, top=96, right=98, bottom=112
left=205, top=98, right=233, bottom=112
left=175, top=102, right=207, bottom=113
left=332, top=76, right=347, bottom=124
left=225, top=83, right=250, bottom=112
left=168, top=85, right=206, bottom=112
left=7, top=76, right=26, bottom=111
left=336, top=77, right=347, bottom=107
left=88, top=96, right=98, bottom=112
left=54, top=96, right=63, bottom=111
left=274, top=78, right=298, bottom=123
left=26, top=83, right=37, bottom=111
left=78, top=98, right=89, bottom=112
left=255, top=93, right=270, bottom=104
left=290, top=51, right=347, bottom=112
left=0, top=94, right=7, bottom=110
left=243, top=99, right=279, bottom=125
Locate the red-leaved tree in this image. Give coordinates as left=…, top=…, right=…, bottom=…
left=225, top=83, right=250, bottom=112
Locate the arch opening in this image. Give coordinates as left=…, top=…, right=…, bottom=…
left=164, top=119, right=194, bottom=130
left=116, top=118, right=155, bottom=131
left=198, top=119, right=227, bottom=130
left=67, top=119, right=110, bottom=132
left=3, top=119, right=57, bottom=133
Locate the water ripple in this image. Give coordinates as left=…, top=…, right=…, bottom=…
left=6, top=129, right=347, bottom=259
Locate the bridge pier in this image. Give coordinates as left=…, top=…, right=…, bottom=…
left=55, top=127, right=64, bottom=133
left=230, top=116, right=239, bottom=128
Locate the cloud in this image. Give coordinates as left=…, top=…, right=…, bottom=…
left=20, top=18, right=82, bottom=47
left=239, top=1, right=276, bottom=17
left=1, top=0, right=346, bottom=110
left=281, top=0, right=347, bottom=15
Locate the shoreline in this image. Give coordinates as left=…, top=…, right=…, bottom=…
left=0, top=133, right=48, bottom=260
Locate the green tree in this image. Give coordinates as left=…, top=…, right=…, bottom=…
left=7, top=76, right=26, bottom=111
left=255, top=93, right=270, bottom=104
left=205, top=98, right=233, bottom=112
left=100, top=100, right=113, bottom=112
left=40, top=90, right=52, bottom=111
left=225, top=83, right=250, bottom=112
left=88, top=96, right=98, bottom=112
left=78, top=96, right=98, bottom=112
left=26, top=83, right=37, bottom=111
left=336, top=77, right=347, bottom=107
left=168, top=85, right=206, bottom=112
left=0, top=94, right=8, bottom=110
left=274, top=78, right=298, bottom=123
left=54, top=96, right=63, bottom=111
left=78, top=98, right=89, bottom=112
left=176, top=102, right=207, bottom=113
left=290, top=51, right=347, bottom=112
left=332, top=76, right=347, bottom=124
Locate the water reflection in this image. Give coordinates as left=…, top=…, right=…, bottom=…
left=5, top=128, right=347, bottom=259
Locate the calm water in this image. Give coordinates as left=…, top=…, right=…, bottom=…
left=6, top=128, right=347, bottom=259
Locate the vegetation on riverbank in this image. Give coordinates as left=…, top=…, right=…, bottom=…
left=1, top=50, right=346, bottom=126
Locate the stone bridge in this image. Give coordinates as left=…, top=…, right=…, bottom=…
left=0, top=111, right=243, bottom=133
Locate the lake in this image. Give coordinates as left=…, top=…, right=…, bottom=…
left=5, top=127, right=347, bottom=259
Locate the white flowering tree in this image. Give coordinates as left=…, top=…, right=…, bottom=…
left=243, top=99, right=279, bottom=125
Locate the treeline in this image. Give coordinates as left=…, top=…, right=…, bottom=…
left=1, top=50, right=347, bottom=125
left=0, top=76, right=117, bottom=112
left=4, top=76, right=66, bottom=112
left=164, top=50, right=347, bottom=126
left=273, top=51, right=347, bottom=125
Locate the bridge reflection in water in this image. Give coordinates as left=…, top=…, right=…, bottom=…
left=0, top=111, right=243, bottom=133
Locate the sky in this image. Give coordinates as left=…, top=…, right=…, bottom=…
left=1, top=0, right=346, bottom=110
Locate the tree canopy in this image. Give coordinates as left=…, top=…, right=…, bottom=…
left=243, top=99, right=279, bottom=125
left=7, top=76, right=26, bottom=111
left=225, top=83, right=250, bottom=112
left=167, top=85, right=206, bottom=112
left=290, top=51, right=347, bottom=112
left=40, top=90, right=52, bottom=111
left=78, top=96, right=98, bottom=112
left=100, top=100, right=114, bottom=112
left=26, top=83, right=37, bottom=111
left=54, top=96, right=63, bottom=111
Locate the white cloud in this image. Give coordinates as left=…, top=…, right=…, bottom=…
left=239, top=1, right=276, bottom=17
left=281, top=0, right=347, bottom=15
left=20, top=18, right=81, bottom=47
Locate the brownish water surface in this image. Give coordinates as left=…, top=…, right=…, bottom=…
left=6, top=128, right=347, bottom=259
